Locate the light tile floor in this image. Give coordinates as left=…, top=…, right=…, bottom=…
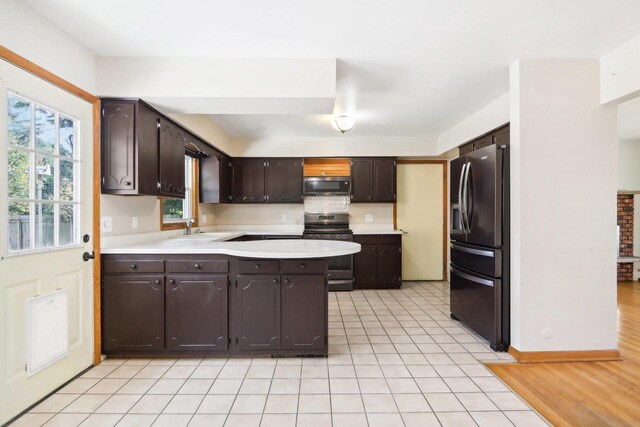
left=11, top=282, right=548, bottom=427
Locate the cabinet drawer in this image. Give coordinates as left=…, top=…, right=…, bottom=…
left=166, top=259, right=229, bottom=273
left=281, top=260, right=325, bottom=274
left=103, top=259, right=164, bottom=274
left=237, top=260, right=279, bottom=274
left=354, top=235, right=376, bottom=245
left=377, top=235, right=401, bottom=245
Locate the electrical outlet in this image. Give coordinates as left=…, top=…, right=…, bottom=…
left=132, top=217, right=139, bottom=229
left=281, top=214, right=287, bottom=222
left=365, top=214, right=374, bottom=223
left=101, top=216, right=113, bottom=233
left=202, top=215, right=208, bottom=224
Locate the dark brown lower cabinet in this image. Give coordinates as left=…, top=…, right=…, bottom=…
left=377, top=246, right=402, bottom=287
left=282, top=275, right=326, bottom=350
left=354, top=245, right=377, bottom=287
left=165, top=275, right=228, bottom=351
left=101, top=255, right=328, bottom=357
left=353, top=235, right=402, bottom=289
left=236, top=275, right=282, bottom=351
left=102, top=275, right=165, bottom=353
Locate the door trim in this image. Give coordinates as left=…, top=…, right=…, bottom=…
left=0, top=45, right=102, bottom=365
left=395, top=159, right=448, bottom=280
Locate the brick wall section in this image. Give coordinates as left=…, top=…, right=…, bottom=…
left=617, top=194, right=634, bottom=282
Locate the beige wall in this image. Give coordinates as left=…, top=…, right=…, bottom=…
left=618, top=139, right=640, bottom=192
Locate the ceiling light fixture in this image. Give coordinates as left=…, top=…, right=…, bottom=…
left=332, top=115, right=356, bottom=134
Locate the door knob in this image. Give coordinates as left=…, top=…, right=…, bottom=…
left=82, top=251, right=95, bottom=262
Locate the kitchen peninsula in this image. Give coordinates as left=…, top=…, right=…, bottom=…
left=100, top=237, right=360, bottom=358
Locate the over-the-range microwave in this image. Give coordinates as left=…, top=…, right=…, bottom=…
left=303, top=176, right=351, bottom=196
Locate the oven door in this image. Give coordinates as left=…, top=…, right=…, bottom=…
left=303, top=177, right=351, bottom=196
left=327, top=253, right=353, bottom=281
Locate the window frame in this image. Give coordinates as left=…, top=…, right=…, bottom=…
left=5, top=91, right=82, bottom=256
left=159, top=156, right=199, bottom=231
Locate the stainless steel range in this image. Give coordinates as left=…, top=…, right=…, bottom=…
left=303, top=213, right=354, bottom=291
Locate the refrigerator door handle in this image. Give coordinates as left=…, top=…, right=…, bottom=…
left=459, top=163, right=468, bottom=232
left=450, top=243, right=494, bottom=257
left=463, top=162, right=472, bottom=232
left=451, top=266, right=494, bottom=287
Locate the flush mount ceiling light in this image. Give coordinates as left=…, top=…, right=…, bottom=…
left=331, top=115, right=356, bottom=134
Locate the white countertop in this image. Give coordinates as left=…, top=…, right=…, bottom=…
left=101, top=236, right=361, bottom=258
left=351, top=225, right=403, bottom=235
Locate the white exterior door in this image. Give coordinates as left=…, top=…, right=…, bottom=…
left=0, top=60, right=94, bottom=424
left=397, top=163, right=445, bottom=280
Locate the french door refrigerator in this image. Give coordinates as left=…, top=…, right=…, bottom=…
left=450, top=144, right=510, bottom=351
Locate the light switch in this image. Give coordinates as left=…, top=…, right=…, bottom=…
left=132, top=217, right=139, bottom=229
left=101, top=216, right=113, bottom=233
left=281, top=214, right=287, bottom=222
left=365, top=214, right=374, bottom=223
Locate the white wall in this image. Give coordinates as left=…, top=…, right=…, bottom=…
left=510, top=59, right=618, bottom=352
left=618, top=139, right=640, bottom=192
left=235, top=137, right=438, bottom=157
left=96, top=57, right=336, bottom=115
left=601, top=35, right=640, bottom=104
left=436, top=93, right=510, bottom=155
left=0, top=0, right=96, bottom=92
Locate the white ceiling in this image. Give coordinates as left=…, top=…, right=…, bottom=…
left=26, top=0, right=640, bottom=139
left=618, top=96, right=640, bottom=140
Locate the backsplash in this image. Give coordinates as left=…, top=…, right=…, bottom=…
left=303, top=196, right=349, bottom=213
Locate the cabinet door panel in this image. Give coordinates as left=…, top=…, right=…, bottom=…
left=282, top=275, right=326, bottom=350
left=374, top=158, right=396, bottom=202
left=220, top=156, right=233, bottom=202
left=159, top=120, right=186, bottom=198
left=354, top=245, right=377, bottom=288
left=102, top=275, right=164, bottom=352
left=102, top=103, right=135, bottom=191
left=378, top=245, right=402, bottom=288
left=265, top=159, right=286, bottom=202
left=285, top=159, right=303, bottom=202
left=246, top=159, right=266, bottom=202
left=166, top=275, right=228, bottom=351
left=351, top=158, right=374, bottom=202
left=231, top=158, right=245, bottom=202
left=236, top=275, right=281, bottom=350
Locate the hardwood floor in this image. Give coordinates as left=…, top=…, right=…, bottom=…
left=487, top=282, right=640, bottom=427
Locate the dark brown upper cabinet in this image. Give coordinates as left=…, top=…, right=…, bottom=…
left=373, top=158, right=397, bottom=202
left=265, top=158, right=303, bottom=203
left=458, top=124, right=510, bottom=155
left=200, top=154, right=233, bottom=204
left=230, top=158, right=265, bottom=203
left=351, top=157, right=397, bottom=203
left=101, top=100, right=160, bottom=196
left=158, top=119, right=186, bottom=198
left=165, top=274, right=229, bottom=351
left=102, top=274, right=165, bottom=353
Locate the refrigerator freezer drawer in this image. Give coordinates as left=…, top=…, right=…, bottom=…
left=450, top=242, right=502, bottom=278
left=450, top=265, right=503, bottom=348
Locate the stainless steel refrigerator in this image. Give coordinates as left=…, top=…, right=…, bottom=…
left=450, top=144, right=510, bottom=351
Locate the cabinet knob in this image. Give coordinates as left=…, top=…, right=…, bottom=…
left=284, top=278, right=290, bottom=285
left=254, top=264, right=260, bottom=270
left=131, top=264, right=137, bottom=270
left=169, top=279, right=175, bottom=284
left=272, top=279, right=279, bottom=284
left=154, top=280, right=160, bottom=284
left=124, top=181, right=131, bottom=186
left=194, top=263, right=201, bottom=269
left=300, top=263, right=306, bottom=269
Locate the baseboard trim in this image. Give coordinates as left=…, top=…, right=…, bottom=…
left=507, top=346, right=622, bottom=363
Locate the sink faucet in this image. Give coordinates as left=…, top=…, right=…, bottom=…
left=185, top=217, right=196, bottom=235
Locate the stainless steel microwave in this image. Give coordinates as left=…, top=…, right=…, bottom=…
left=303, top=176, right=351, bottom=196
